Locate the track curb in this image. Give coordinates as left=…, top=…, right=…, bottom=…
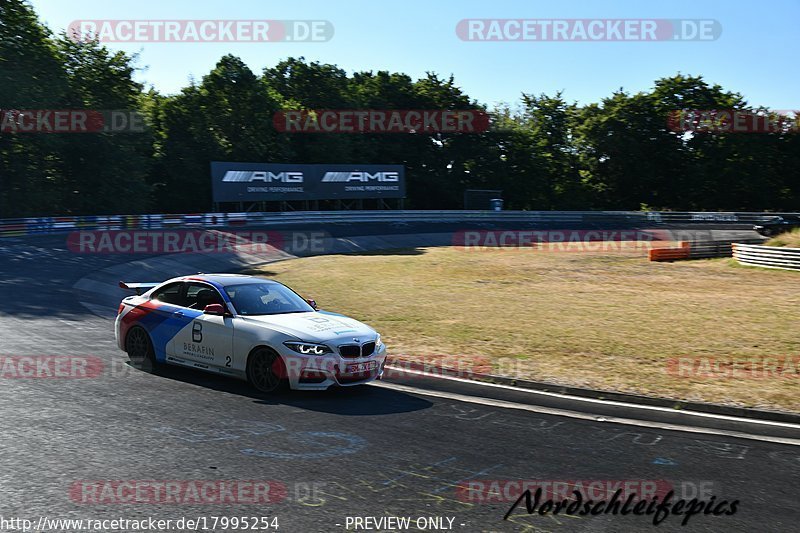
left=385, top=360, right=800, bottom=425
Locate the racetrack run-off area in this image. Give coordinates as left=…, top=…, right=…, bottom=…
left=254, top=245, right=800, bottom=412
left=0, top=228, right=798, bottom=532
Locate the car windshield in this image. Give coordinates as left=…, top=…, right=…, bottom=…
left=224, top=282, right=314, bottom=316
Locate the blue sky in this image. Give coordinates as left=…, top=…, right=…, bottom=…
left=29, top=0, right=799, bottom=109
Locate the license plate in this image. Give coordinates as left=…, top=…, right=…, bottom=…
left=345, top=361, right=377, bottom=373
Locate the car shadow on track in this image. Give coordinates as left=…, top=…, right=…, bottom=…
left=133, top=362, right=433, bottom=416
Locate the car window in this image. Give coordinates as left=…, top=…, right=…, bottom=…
left=150, top=282, right=185, bottom=306
left=185, top=283, right=225, bottom=309
left=225, top=283, right=314, bottom=316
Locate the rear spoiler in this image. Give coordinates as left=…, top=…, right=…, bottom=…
left=119, top=281, right=160, bottom=296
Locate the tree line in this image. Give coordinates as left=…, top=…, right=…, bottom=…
left=1, top=0, right=798, bottom=217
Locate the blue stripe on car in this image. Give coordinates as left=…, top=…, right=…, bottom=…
left=139, top=304, right=203, bottom=362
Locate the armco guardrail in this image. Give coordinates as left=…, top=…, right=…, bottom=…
left=0, top=210, right=793, bottom=238
left=732, top=243, right=800, bottom=271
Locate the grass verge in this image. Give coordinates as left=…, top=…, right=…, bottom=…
left=765, top=228, right=800, bottom=248
left=251, top=246, right=800, bottom=412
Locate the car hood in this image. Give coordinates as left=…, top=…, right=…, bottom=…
left=237, top=311, right=377, bottom=344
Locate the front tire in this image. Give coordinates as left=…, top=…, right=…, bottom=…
left=125, top=326, right=157, bottom=370
left=246, top=347, right=288, bottom=393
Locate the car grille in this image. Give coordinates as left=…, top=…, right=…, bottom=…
left=361, top=342, right=376, bottom=357
left=339, top=341, right=376, bottom=358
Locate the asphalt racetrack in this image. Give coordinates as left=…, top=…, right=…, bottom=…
left=0, top=222, right=797, bottom=532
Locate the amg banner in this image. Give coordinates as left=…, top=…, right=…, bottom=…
left=210, top=162, right=405, bottom=202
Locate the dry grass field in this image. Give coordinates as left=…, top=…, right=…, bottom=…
left=251, top=244, right=800, bottom=412
left=766, top=227, right=800, bottom=248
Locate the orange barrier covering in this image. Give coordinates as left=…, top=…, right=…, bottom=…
left=649, top=241, right=691, bottom=261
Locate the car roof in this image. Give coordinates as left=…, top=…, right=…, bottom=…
left=179, top=274, right=279, bottom=287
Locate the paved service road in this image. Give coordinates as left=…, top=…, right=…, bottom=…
left=0, top=229, right=796, bottom=532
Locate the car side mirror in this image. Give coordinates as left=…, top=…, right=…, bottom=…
left=305, top=298, right=318, bottom=310
left=203, top=303, right=226, bottom=315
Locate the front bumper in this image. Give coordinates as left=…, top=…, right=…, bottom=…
left=281, top=343, right=388, bottom=390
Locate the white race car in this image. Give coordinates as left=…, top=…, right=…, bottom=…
left=115, top=274, right=387, bottom=392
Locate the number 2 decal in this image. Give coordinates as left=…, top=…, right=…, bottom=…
left=225, top=356, right=232, bottom=367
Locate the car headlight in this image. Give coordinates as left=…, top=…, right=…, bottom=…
left=284, top=341, right=332, bottom=356
left=375, top=334, right=383, bottom=349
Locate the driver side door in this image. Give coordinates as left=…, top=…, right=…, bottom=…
left=172, top=282, right=235, bottom=372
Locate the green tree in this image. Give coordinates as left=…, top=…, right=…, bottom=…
left=152, top=55, right=288, bottom=212
left=55, top=35, right=152, bottom=214
left=0, top=0, right=70, bottom=216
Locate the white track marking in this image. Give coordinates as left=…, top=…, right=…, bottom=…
left=383, top=366, right=800, bottom=430
left=371, top=381, right=800, bottom=446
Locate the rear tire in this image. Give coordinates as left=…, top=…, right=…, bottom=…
left=125, top=326, right=157, bottom=370
left=246, top=347, right=288, bottom=393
